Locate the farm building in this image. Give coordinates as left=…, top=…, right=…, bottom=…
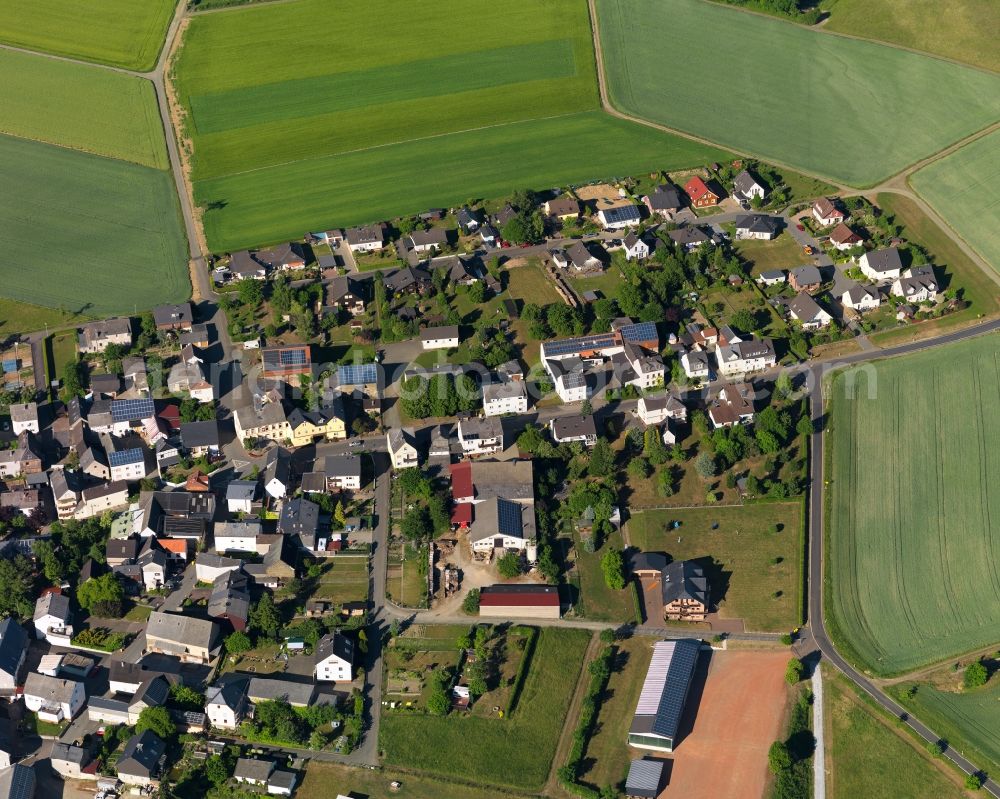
left=628, top=639, right=702, bottom=752
left=479, top=584, right=560, bottom=619
left=625, top=757, right=666, bottom=798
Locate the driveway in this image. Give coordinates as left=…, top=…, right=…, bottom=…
left=161, top=561, right=197, bottom=612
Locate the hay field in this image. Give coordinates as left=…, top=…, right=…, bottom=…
left=0, top=0, right=176, bottom=71
left=0, top=135, right=189, bottom=316
left=596, top=0, right=1000, bottom=186
left=0, top=49, right=167, bottom=169
left=910, top=129, right=1000, bottom=276
left=827, top=334, right=1000, bottom=675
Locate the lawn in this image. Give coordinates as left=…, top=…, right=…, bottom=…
left=910, top=129, right=1000, bottom=277
left=48, top=332, right=78, bottom=385
left=297, top=761, right=535, bottom=799
left=0, top=134, right=189, bottom=315
left=578, top=636, right=654, bottom=790
left=310, top=557, right=368, bottom=605
left=596, top=0, right=1000, bottom=186
left=505, top=259, right=565, bottom=307
left=825, top=667, right=968, bottom=799
left=380, top=627, right=590, bottom=791
left=0, top=0, right=176, bottom=71
left=735, top=235, right=812, bottom=276
left=628, top=503, right=803, bottom=632
left=173, top=0, right=730, bottom=251
left=0, top=300, right=86, bottom=340
left=890, top=677, right=1000, bottom=782
left=570, top=528, right=634, bottom=622
left=824, top=0, right=1000, bottom=73
left=826, top=334, right=1000, bottom=675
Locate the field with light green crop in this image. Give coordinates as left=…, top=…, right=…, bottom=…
left=596, top=0, right=1000, bottom=186
left=173, top=0, right=730, bottom=252
left=0, top=135, right=189, bottom=316
left=910, top=129, right=1000, bottom=276
left=827, top=335, right=1000, bottom=675
left=0, top=49, right=167, bottom=169
left=0, top=0, right=176, bottom=71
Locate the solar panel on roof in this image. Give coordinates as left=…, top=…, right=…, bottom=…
left=496, top=498, right=522, bottom=536
left=111, top=397, right=155, bottom=422
left=543, top=332, right=617, bottom=357
left=280, top=349, right=308, bottom=366
left=336, top=362, right=378, bottom=385
left=109, top=448, right=144, bottom=467
left=620, top=321, right=658, bottom=342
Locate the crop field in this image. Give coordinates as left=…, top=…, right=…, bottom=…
left=0, top=49, right=167, bottom=169
left=827, top=334, right=1000, bottom=675
left=596, top=0, right=1000, bottom=186
left=0, top=135, right=189, bottom=316
left=910, top=129, right=1000, bottom=277
left=824, top=0, right=1000, bottom=73
left=0, top=0, right=175, bottom=71
left=380, top=627, right=589, bottom=791
left=173, top=0, right=730, bottom=252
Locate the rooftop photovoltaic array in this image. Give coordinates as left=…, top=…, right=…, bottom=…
left=111, top=397, right=155, bottom=423
left=109, top=448, right=144, bottom=467
left=542, top=332, right=617, bottom=357
left=336, top=362, right=378, bottom=385
left=619, top=321, right=657, bottom=343
left=634, top=639, right=701, bottom=739
left=496, top=497, right=523, bottom=535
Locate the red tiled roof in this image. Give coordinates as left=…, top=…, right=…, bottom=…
left=450, top=461, right=473, bottom=500
left=480, top=585, right=560, bottom=607
left=451, top=503, right=473, bottom=526
left=684, top=176, right=715, bottom=201
left=159, top=538, right=190, bottom=554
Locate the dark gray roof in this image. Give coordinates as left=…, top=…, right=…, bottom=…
left=117, top=730, right=165, bottom=778
left=278, top=498, right=319, bottom=536
left=226, top=480, right=258, bottom=502
left=733, top=169, right=763, bottom=196
left=863, top=247, right=904, bottom=274
left=181, top=420, right=220, bottom=449
left=146, top=611, right=217, bottom=651
left=661, top=560, right=709, bottom=606
left=735, top=214, right=780, bottom=235
left=234, top=758, right=274, bottom=783
left=152, top=303, right=193, bottom=328
left=630, top=639, right=701, bottom=742
left=206, top=679, right=248, bottom=712
left=51, top=742, right=89, bottom=767
left=645, top=185, right=682, bottom=211
left=247, top=677, right=314, bottom=706
left=629, top=551, right=669, bottom=574
left=668, top=226, right=709, bottom=246
left=551, top=415, right=598, bottom=440
left=790, top=265, right=822, bottom=285
left=625, top=758, right=665, bottom=798
left=787, top=292, right=827, bottom=322
left=321, top=454, right=361, bottom=478
left=315, top=632, right=354, bottom=665
left=0, top=764, right=35, bottom=799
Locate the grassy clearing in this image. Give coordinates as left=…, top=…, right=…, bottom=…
left=910, top=129, right=1000, bottom=277
left=736, top=234, right=813, bottom=276
left=827, top=335, right=1000, bottom=675
left=596, top=0, right=1000, bottom=186
left=310, top=558, right=368, bottom=605
left=380, top=627, right=589, bottom=791
left=825, top=667, right=968, bottom=799
left=570, top=528, right=634, bottom=622
left=824, top=0, right=1000, bottom=74
left=0, top=0, right=175, bottom=71
left=505, top=259, right=565, bottom=307
left=0, top=300, right=86, bottom=340
left=297, top=761, right=534, bottom=799
left=628, top=503, right=803, bottom=632
left=0, top=134, right=189, bottom=315
left=48, top=332, right=78, bottom=383
left=0, top=49, right=168, bottom=169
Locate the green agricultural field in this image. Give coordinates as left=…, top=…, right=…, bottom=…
left=173, top=0, right=730, bottom=252
left=0, top=135, right=189, bottom=316
left=827, top=335, right=1000, bottom=675
left=0, top=49, right=167, bottom=169
left=910, top=130, right=1000, bottom=276
left=596, top=0, right=1000, bottom=186
left=825, top=668, right=965, bottom=799
left=0, top=301, right=86, bottom=340
left=890, top=678, right=1000, bottom=780
left=628, top=503, right=803, bottom=631
left=380, top=627, right=590, bottom=791
left=0, top=0, right=176, bottom=71
left=824, top=0, right=1000, bottom=74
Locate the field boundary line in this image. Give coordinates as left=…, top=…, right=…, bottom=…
left=0, top=120, right=167, bottom=172
left=0, top=41, right=147, bottom=78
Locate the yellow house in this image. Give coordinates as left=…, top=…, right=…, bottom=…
left=289, top=406, right=346, bottom=447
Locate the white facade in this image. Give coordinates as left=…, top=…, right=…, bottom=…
left=715, top=341, right=776, bottom=378
left=842, top=287, right=881, bottom=311
left=24, top=674, right=85, bottom=722
left=205, top=699, right=241, bottom=729
left=10, top=405, right=39, bottom=436
left=859, top=251, right=902, bottom=282
left=315, top=652, right=352, bottom=682
left=387, top=431, right=419, bottom=469
left=636, top=397, right=669, bottom=426
left=110, top=456, right=146, bottom=483
left=680, top=351, right=710, bottom=380
left=482, top=382, right=529, bottom=417
left=420, top=328, right=459, bottom=350
left=623, top=237, right=650, bottom=261
left=458, top=419, right=503, bottom=456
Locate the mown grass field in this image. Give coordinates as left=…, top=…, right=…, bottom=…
left=380, top=627, right=589, bottom=791
left=824, top=0, right=1000, bottom=74
left=890, top=678, right=1000, bottom=782
left=173, top=0, right=730, bottom=251
left=596, top=0, right=1000, bottom=186
left=0, top=0, right=176, bottom=71
left=827, top=335, right=1000, bottom=675
left=628, top=503, right=803, bottom=631
left=0, top=135, right=189, bottom=316
left=298, top=761, right=535, bottom=799
left=825, top=667, right=967, bottom=799
left=0, top=49, right=167, bottom=169
left=910, top=130, right=1000, bottom=277
left=0, top=300, right=86, bottom=340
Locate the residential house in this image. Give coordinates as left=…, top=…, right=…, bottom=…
left=261, top=345, right=312, bottom=380
left=278, top=498, right=323, bottom=550
left=235, top=402, right=291, bottom=446
left=550, top=415, right=597, bottom=447
left=420, top=325, right=460, bottom=350
left=662, top=560, right=709, bottom=620
left=205, top=680, right=249, bottom=729
left=50, top=743, right=92, bottom=780
left=828, top=223, right=862, bottom=251
left=545, top=356, right=590, bottom=403
left=144, top=611, right=218, bottom=664
left=214, top=521, right=262, bottom=554
left=707, top=384, right=756, bottom=428
left=0, top=432, right=43, bottom=479
left=78, top=318, right=133, bottom=354
left=622, top=231, right=650, bottom=261
left=597, top=204, right=641, bottom=231
left=859, top=248, right=903, bottom=282
left=196, top=553, right=241, bottom=583
left=479, top=224, right=499, bottom=247
left=23, top=673, right=85, bottom=721
left=208, top=569, right=250, bottom=632
left=613, top=343, right=665, bottom=391
left=383, top=267, right=432, bottom=296
left=787, top=292, right=833, bottom=330
left=49, top=469, right=80, bottom=520
left=482, top=380, right=529, bottom=417
left=76, top=481, right=128, bottom=520
left=288, top=404, right=346, bottom=447
left=0, top=620, right=26, bottom=695
left=152, top=303, right=193, bottom=332
left=732, top=169, right=766, bottom=205
left=138, top=544, right=167, bottom=591
left=811, top=197, right=845, bottom=227
left=247, top=678, right=315, bottom=708
left=680, top=350, right=711, bottom=381
left=469, top=496, right=536, bottom=554
left=641, top=184, right=683, bottom=220
left=234, top=759, right=275, bottom=788
left=9, top=403, right=38, bottom=435
left=458, top=417, right=503, bottom=456
left=109, top=448, right=146, bottom=483
left=456, top=206, right=481, bottom=232
left=180, top=420, right=221, bottom=458
left=0, top=489, right=40, bottom=519
left=226, top=481, right=258, bottom=515
left=264, top=447, right=292, bottom=499
left=243, top=536, right=295, bottom=587
left=344, top=225, right=384, bottom=253
left=387, top=427, right=419, bottom=469
left=405, top=227, right=449, bottom=254
left=228, top=250, right=267, bottom=281
left=715, top=336, right=776, bottom=377
left=90, top=373, right=122, bottom=398
left=544, top=197, right=580, bottom=221
left=789, top=265, right=822, bottom=293
left=321, top=454, right=362, bottom=491
left=136, top=489, right=215, bottom=539
left=551, top=240, right=605, bottom=272
left=255, top=243, right=307, bottom=272
left=33, top=592, right=72, bottom=644
left=636, top=394, right=686, bottom=427
left=684, top=176, right=721, bottom=208
left=314, top=632, right=354, bottom=682
left=667, top=225, right=711, bottom=251
left=167, top=348, right=214, bottom=403
left=842, top=284, right=881, bottom=312
left=892, top=266, right=939, bottom=303
left=734, top=214, right=780, bottom=240
left=756, top=269, right=786, bottom=287
left=325, top=276, right=366, bottom=316
left=116, top=731, right=166, bottom=786
left=430, top=254, right=480, bottom=287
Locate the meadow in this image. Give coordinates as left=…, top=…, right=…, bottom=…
left=910, top=130, right=1000, bottom=277
left=380, top=627, right=590, bottom=791
left=826, top=335, right=1000, bottom=675
left=173, top=0, right=730, bottom=252
left=825, top=668, right=964, bottom=799
left=628, top=503, right=803, bottom=631
left=297, top=761, right=536, bottom=799
left=0, top=135, right=189, bottom=316
left=824, top=0, right=1000, bottom=73
left=596, top=0, right=1000, bottom=186
left=0, top=0, right=176, bottom=71
left=0, top=49, right=167, bottom=169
